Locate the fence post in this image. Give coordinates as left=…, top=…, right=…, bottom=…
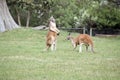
left=83, top=27, right=86, bottom=34
left=90, top=28, right=92, bottom=36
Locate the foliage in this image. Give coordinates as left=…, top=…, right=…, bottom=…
left=96, top=2, right=120, bottom=27
left=49, top=0, right=79, bottom=28
left=7, top=0, right=120, bottom=29
left=7, top=0, right=52, bottom=26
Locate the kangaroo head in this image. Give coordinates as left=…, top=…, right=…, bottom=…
left=66, top=33, right=71, bottom=40
left=49, top=16, right=55, bottom=23
left=66, top=33, right=76, bottom=48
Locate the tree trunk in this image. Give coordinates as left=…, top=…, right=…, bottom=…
left=0, top=0, right=19, bottom=32
left=26, top=11, right=30, bottom=28
left=15, top=7, right=21, bottom=26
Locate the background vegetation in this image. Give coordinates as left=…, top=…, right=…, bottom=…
left=7, top=0, right=120, bottom=29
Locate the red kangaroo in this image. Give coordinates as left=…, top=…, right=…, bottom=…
left=46, top=16, right=60, bottom=51
left=67, top=33, right=94, bottom=53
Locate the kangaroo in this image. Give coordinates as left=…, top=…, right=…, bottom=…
left=67, top=33, right=94, bottom=53
left=46, top=16, right=60, bottom=51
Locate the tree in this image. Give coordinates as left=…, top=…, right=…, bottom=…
left=6, top=0, right=120, bottom=30
left=49, top=0, right=79, bottom=28
left=0, top=0, right=19, bottom=32
left=96, top=0, right=120, bottom=28
left=74, top=0, right=120, bottom=29
left=7, top=0, right=52, bottom=27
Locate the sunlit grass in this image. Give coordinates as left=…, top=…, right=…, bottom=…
left=0, top=28, right=120, bottom=80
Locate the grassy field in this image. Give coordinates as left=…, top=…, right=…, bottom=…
left=0, top=28, right=120, bottom=80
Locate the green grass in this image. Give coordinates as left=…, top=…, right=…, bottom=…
left=0, top=28, right=120, bottom=80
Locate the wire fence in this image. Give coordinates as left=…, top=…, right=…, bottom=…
left=59, top=27, right=120, bottom=36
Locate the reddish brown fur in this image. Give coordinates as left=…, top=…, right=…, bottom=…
left=77, top=34, right=93, bottom=47
left=46, top=30, right=57, bottom=50
left=67, top=34, right=94, bottom=53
